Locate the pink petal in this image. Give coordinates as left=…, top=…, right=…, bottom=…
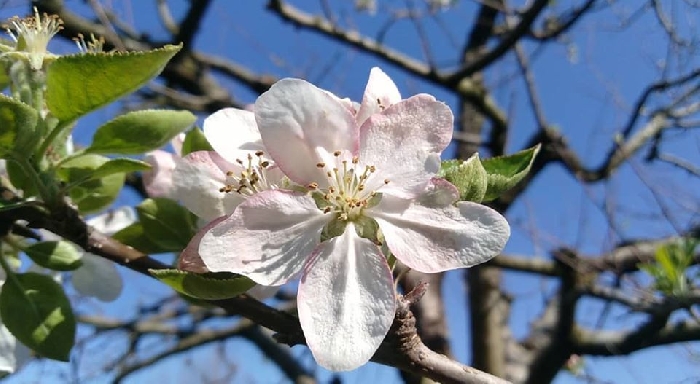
left=359, top=94, right=454, bottom=198
left=199, top=190, right=331, bottom=286
left=178, top=216, right=227, bottom=273
left=367, top=195, right=510, bottom=273
left=255, top=79, right=359, bottom=186
left=298, top=223, right=395, bottom=371
left=171, top=151, right=245, bottom=222
left=417, top=177, right=460, bottom=208
left=355, top=67, right=401, bottom=126
left=143, top=150, right=177, bottom=198
left=203, top=108, right=265, bottom=164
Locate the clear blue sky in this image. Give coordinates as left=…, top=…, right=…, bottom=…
left=3, top=1, right=700, bottom=383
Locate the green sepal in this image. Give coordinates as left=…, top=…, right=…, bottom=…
left=180, top=127, right=213, bottom=156
left=111, top=222, right=170, bottom=255
left=45, top=44, right=182, bottom=122
left=58, top=154, right=124, bottom=214
left=0, top=94, right=38, bottom=156
left=480, top=144, right=540, bottom=202
left=23, top=241, right=83, bottom=271
left=0, top=272, right=76, bottom=361
left=136, top=198, right=198, bottom=252
left=86, top=110, right=195, bottom=155
left=439, top=153, right=488, bottom=202
left=150, top=269, right=256, bottom=300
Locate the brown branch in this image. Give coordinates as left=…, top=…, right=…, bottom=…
left=446, top=0, right=550, bottom=85
left=1, top=184, right=506, bottom=383
left=266, top=0, right=436, bottom=80
left=572, top=316, right=698, bottom=356
left=174, top=0, right=214, bottom=49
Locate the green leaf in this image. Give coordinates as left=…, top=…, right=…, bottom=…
left=24, top=241, right=83, bottom=271
left=0, top=95, right=38, bottom=155
left=150, top=269, right=256, bottom=300
left=111, top=222, right=170, bottom=255
left=86, top=110, right=196, bottom=155
left=59, top=154, right=124, bottom=214
left=68, top=157, right=151, bottom=187
left=481, top=144, right=541, bottom=202
left=45, top=45, right=182, bottom=122
left=439, top=153, right=488, bottom=202
left=136, top=198, right=198, bottom=252
left=180, top=127, right=213, bottom=156
left=0, top=272, right=76, bottom=361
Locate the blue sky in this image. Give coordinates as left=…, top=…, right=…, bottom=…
left=3, top=0, right=700, bottom=383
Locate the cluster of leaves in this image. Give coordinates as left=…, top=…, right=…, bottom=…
left=640, top=238, right=699, bottom=296
left=0, top=36, right=193, bottom=362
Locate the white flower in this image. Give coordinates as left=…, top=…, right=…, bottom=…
left=198, top=70, right=510, bottom=371
left=4, top=7, right=63, bottom=70
left=142, top=134, right=185, bottom=198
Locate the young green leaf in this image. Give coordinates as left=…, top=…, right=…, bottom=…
left=24, top=241, right=83, bottom=271
left=59, top=154, right=124, bottom=214
left=0, top=95, right=38, bottom=156
left=111, top=222, right=171, bottom=255
left=66, top=157, right=151, bottom=188
left=136, top=198, right=198, bottom=252
left=180, top=127, right=213, bottom=156
left=86, top=110, right=196, bottom=155
left=0, top=272, right=76, bottom=361
left=45, top=45, right=182, bottom=122
left=150, top=269, right=256, bottom=300
left=481, top=144, right=541, bottom=202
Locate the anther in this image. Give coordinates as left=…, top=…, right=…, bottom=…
left=333, top=150, right=342, bottom=157
left=255, top=151, right=264, bottom=157
left=307, top=182, right=318, bottom=190
left=316, top=162, right=325, bottom=168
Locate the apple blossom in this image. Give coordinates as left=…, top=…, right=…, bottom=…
left=142, top=133, right=184, bottom=198
left=168, top=108, right=286, bottom=223
left=198, top=73, right=510, bottom=371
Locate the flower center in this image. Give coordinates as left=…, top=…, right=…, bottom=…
left=308, top=150, right=388, bottom=221
left=73, top=33, right=105, bottom=53
left=219, top=151, right=276, bottom=197
left=5, top=8, right=63, bottom=55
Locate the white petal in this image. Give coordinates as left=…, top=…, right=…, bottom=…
left=203, top=108, right=265, bottom=164
left=171, top=151, right=245, bottom=222
left=72, top=254, right=123, bottom=302
left=170, top=133, right=185, bottom=156
left=360, top=94, right=454, bottom=197
left=298, top=223, right=395, bottom=371
left=143, top=150, right=177, bottom=198
left=255, top=79, right=359, bottom=186
left=368, top=195, right=510, bottom=272
left=177, top=217, right=227, bottom=273
left=0, top=325, right=17, bottom=375
left=355, top=67, right=401, bottom=126
left=87, top=207, right=137, bottom=235
left=199, top=190, right=331, bottom=286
